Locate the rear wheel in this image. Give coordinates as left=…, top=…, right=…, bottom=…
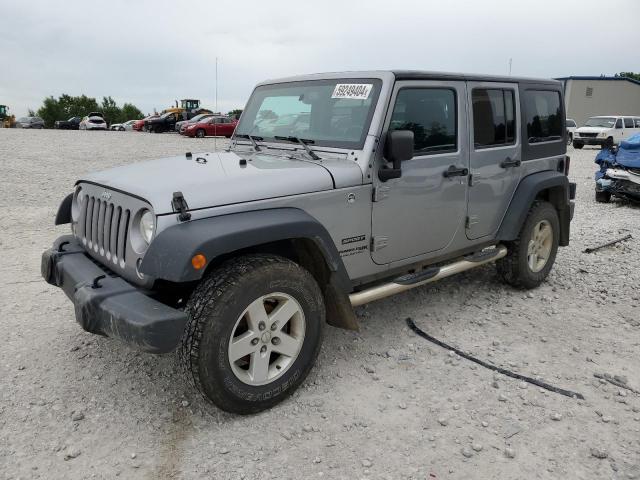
left=196, top=129, right=205, bottom=138
left=595, top=190, right=611, bottom=203
left=181, top=254, right=325, bottom=414
left=497, top=201, right=560, bottom=289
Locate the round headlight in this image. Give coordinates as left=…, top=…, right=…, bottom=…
left=139, top=210, right=155, bottom=244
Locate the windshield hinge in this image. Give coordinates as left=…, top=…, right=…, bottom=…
left=372, top=185, right=390, bottom=202
left=172, top=191, right=191, bottom=222
left=371, top=235, right=389, bottom=252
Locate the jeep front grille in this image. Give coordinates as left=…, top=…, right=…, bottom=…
left=77, top=195, right=131, bottom=267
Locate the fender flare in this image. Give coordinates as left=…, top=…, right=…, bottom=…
left=139, top=207, right=352, bottom=292
left=497, top=170, right=572, bottom=246
left=55, top=193, right=73, bottom=225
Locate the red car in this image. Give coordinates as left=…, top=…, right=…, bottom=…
left=133, top=115, right=158, bottom=132
left=184, top=116, right=237, bottom=138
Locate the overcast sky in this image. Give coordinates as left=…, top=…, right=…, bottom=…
left=2, top=0, right=639, bottom=118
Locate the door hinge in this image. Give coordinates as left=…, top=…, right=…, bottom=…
left=371, top=235, right=389, bottom=252
left=468, top=173, right=474, bottom=186
left=466, top=215, right=479, bottom=229
left=372, top=185, right=391, bottom=202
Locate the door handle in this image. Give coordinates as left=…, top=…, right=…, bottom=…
left=500, top=157, right=521, bottom=168
left=443, top=165, right=469, bottom=178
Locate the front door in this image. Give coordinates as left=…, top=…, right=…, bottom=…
left=466, top=82, right=522, bottom=239
left=371, top=80, right=468, bottom=265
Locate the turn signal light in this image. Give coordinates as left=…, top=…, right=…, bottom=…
left=191, top=254, right=207, bottom=270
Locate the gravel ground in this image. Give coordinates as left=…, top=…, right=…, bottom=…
left=1, top=129, right=639, bottom=480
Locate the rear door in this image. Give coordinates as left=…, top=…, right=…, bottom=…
left=371, top=80, right=468, bottom=264
left=466, top=82, right=521, bottom=239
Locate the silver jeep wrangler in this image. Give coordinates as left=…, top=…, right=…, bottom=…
left=42, top=71, right=576, bottom=414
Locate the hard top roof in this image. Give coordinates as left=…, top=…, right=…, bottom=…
left=256, top=70, right=560, bottom=87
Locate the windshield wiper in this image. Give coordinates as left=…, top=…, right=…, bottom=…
left=234, top=133, right=263, bottom=152
left=274, top=136, right=321, bottom=160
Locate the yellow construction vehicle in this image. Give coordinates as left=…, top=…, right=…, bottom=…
left=162, top=99, right=212, bottom=120
left=0, top=105, right=16, bottom=128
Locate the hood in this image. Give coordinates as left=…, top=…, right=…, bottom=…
left=79, top=150, right=361, bottom=214
left=577, top=126, right=609, bottom=133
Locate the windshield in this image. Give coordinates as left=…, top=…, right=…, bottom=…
left=190, top=114, right=211, bottom=123
left=584, top=117, right=615, bottom=128
left=235, top=78, right=382, bottom=149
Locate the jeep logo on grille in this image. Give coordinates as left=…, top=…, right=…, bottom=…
left=101, top=191, right=112, bottom=200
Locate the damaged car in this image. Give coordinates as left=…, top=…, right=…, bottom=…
left=595, top=133, right=640, bottom=202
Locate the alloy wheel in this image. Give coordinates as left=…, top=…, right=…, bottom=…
left=228, top=292, right=306, bottom=386
left=527, top=220, right=553, bottom=273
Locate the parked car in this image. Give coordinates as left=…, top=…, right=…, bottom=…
left=176, top=113, right=214, bottom=133
left=145, top=112, right=180, bottom=133
left=132, top=115, right=157, bottom=132
left=15, top=116, right=45, bottom=129
left=594, top=133, right=640, bottom=203
left=566, top=118, right=577, bottom=145
left=43, top=70, right=575, bottom=414
left=573, top=115, right=640, bottom=149
left=110, top=120, right=137, bottom=131
left=79, top=112, right=107, bottom=130
left=183, top=116, right=237, bottom=138
left=54, top=116, right=81, bottom=130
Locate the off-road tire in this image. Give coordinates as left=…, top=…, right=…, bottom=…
left=180, top=254, right=325, bottom=414
left=566, top=133, right=573, bottom=145
left=595, top=190, right=611, bottom=203
left=573, top=141, right=583, bottom=149
left=496, top=201, right=560, bottom=289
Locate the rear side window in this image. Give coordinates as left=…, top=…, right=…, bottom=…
left=390, top=88, right=457, bottom=154
left=472, top=89, right=516, bottom=148
left=624, top=117, right=634, bottom=128
left=524, top=90, right=562, bottom=143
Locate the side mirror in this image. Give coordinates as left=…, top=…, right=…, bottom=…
left=379, top=130, right=413, bottom=181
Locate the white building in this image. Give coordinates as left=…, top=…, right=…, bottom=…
left=556, top=76, right=640, bottom=126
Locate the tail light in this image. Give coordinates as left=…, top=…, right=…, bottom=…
left=558, top=155, right=570, bottom=176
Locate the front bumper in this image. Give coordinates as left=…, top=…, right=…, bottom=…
left=574, top=136, right=606, bottom=145
left=41, top=236, right=187, bottom=353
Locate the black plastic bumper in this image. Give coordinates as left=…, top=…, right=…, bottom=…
left=574, top=138, right=605, bottom=146
left=41, top=235, right=187, bottom=353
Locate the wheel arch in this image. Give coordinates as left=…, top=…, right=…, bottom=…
left=497, top=170, right=572, bottom=247
left=140, top=208, right=358, bottom=331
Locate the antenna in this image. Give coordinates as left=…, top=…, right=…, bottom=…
left=508, top=58, right=512, bottom=76
left=214, top=57, right=218, bottom=151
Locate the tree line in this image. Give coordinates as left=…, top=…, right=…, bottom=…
left=33, top=94, right=144, bottom=128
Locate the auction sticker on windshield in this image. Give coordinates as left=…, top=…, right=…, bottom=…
left=332, top=84, right=373, bottom=100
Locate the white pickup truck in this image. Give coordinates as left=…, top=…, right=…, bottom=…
left=573, top=115, right=640, bottom=149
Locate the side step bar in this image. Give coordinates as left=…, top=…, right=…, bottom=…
left=349, top=246, right=507, bottom=307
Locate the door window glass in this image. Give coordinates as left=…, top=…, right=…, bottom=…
left=615, top=118, right=623, bottom=129
left=390, top=88, right=457, bottom=154
left=472, top=88, right=516, bottom=148
left=524, top=90, right=562, bottom=143
left=624, top=117, right=634, bottom=128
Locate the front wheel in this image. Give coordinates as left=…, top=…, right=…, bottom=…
left=573, top=141, right=584, bottom=149
left=196, top=129, right=205, bottom=138
left=497, top=201, right=560, bottom=289
left=181, top=254, right=325, bottom=414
